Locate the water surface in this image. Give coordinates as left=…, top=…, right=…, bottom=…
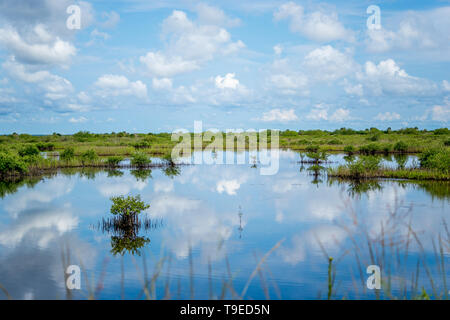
left=0, top=151, right=448, bottom=299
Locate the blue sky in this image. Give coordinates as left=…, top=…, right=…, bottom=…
left=0, top=0, right=449, bottom=134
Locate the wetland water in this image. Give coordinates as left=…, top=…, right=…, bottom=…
left=0, top=150, right=448, bottom=299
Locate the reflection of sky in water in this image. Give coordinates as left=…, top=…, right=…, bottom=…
left=0, top=151, right=448, bottom=300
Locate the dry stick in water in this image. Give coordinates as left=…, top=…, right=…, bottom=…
left=240, top=238, right=285, bottom=299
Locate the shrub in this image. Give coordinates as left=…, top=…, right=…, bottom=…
left=327, top=139, right=342, bottom=145
left=306, top=145, right=319, bottom=153
left=419, top=148, right=450, bottom=173
left=81, top=149, right=98, bottom=164
left=18, top=145, right=40, bottom=157
left=433, top=128, right=449, bottom=135
left=368, top=133, right=381, bottom=141
left=344, top=145, right=355, bottom=155
left=348, top=156, right=381, bottom=178
left=133, top=140, right=151, bottom=149
left=60, top=147, right=75, bottom=161
left=0, top=152, right=28, bottom=175
left=444, top=139, right=450, bottom=146
left=359, top=144, right=380, bottom=155
left=36, top=142, right=55, bottom=151
left=393, top=141, right=408, bottom=153
left=382, top=144, right=392, bottom=154
left=131, top=152, right=151, bottom=167
left=106, top=156, right=124, bottom=167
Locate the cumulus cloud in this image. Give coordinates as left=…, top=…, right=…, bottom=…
left=258, top=108, right=298, bottom=123
left=140, top=10, right=244, bottom=77
left=0, top=25, right=76, bottom=66
left=306, top=104, right=350, bottom=122
left=3, top=58, right=73, bottom=100
left=140, top=51, right=199, bottom=77
left=274, top=2, right=353, bottom=42
left=360, top=59, right=438, bottom=96
left=152, top=77, right=173, bottom=90
left=374, top=112, right=401, bottom=121
left=303, top=45, right=356, bottom=81
left=69, top=116, right=88, bottom=123
left=215, top=73, right=240, bottom=89
left=195, top=3, right=240, bottom=27
left=365, top=7, right=450, bottom=55
left=94, top=74, right=148, bottom=99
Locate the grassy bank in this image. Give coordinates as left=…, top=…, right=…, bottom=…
left=328, top=148, right=450, bottom=181
left=0, top=127, right=449, bottom=178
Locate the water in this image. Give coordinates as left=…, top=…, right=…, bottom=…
left=0, top=150, right=448, bottom=300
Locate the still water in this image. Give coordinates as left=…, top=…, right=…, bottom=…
left=0, top=151, right=448, bottom=299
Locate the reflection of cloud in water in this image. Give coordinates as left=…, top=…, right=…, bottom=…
left=96, top=174, right=147, bottom=197
left=279, top=225, right=346, bottom=265
left=0, top=204, right=78, bottom=248
left=4, top=176, right=74, bottom=218
left=153, top=179, right=174, bottom=193
left=149, top=194, right=237, bottom=260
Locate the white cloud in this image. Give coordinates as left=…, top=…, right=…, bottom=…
left=273, top=44, right=283, bottom=55
left=69, top=116, right=88, bottom=123
left=374, top=112, right=401, bottom=121
left=195, top=3, right=240, bottom=27
left=140, top=10, right=244, bottom=77
left=0, top=25, right=76, bottom=66
left=274, top=2, right=353, bottom=42
left=443, top=80, right=450, bottom=92
left=360, top=59, right=438, bottom=96
left=152, top=77, right=173, bottom=90
left=365, top=7, right=450, bottom=55
left=140, top=51, right=199, bottom=77
left=303, top=45, right=356, bottom=82
left=215, top=73, right=240, bottom=89
left=3, top=58, right=73, bottom=100
left=100, top=11, right=120, bottom=29
left=94, top=74, right=148, bottom=99
left=430, top=104, right=450, bottom=122
left=329, top=108, right=351, bottom=122
left=306, top=104, right=328, bottom=121
left=258, top=108, right=298, bottom=123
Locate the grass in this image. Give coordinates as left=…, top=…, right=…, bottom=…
left=329, top=149, right=449, bottom=181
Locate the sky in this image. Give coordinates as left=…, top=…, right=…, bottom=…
left=0, top=0, right=449, bottom=134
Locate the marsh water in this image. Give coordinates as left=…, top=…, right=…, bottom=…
left=0, top=150, right=448, bottom=300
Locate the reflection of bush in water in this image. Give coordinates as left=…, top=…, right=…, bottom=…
left=110, top=236, right=150, bottom=256
left=131, top=169, right=152, bottom=181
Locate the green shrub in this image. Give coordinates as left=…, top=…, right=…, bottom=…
left=306, top=145, right=319, bottom=153
left=344, top=145, right=355, bottom=155
left=393, top=141, right=408, bottom=153
left=433, top=128, right=449, bottom=135
left=444, top=139, right=450, bottom=146
left=348, top=156, right=381, bottom=178
left=60, top=147, right=75, bottom=161
left=327, top=139, right=342, bottom=145
left=0, top=152, right=28, bottom=175
left=106, top=156, right=124, bottom=167
left=36, top=142, right=55, bottom=151
left=131, top=152, right=151, bottom=167
left=382, top=144, right=392, bottom=154
left=419, top=148, right=450, bottom=173
left=18, top=145, right=40, bottom=157
left=359, top=144, right=380, bottom=155
left=81, top=149, right=98, bottom=164
left=368, top=133, right=381, bottom=141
